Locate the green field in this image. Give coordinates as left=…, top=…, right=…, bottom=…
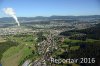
left=0, top=34, right=39, bottom=66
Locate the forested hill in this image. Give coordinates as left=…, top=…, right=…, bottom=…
left=58, top=23, right=100, bottom=66
left=60, top=23, right=100, bottom=40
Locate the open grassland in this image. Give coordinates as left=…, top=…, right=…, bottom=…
left=1, top=45, right=33, bottom=66
left=0, top=34, right=38, bottom=66
left=0, top=40, right=18, bottom=62
left=0, top=37, right=6, bottom=42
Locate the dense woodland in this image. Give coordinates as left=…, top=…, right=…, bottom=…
left=60, top=23, right=100, bottom=40
left=58, top=23, right=100, bottom=66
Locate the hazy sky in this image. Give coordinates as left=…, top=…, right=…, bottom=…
left=0, top=0, right=100, bottom=17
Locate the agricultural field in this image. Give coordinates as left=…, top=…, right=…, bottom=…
left=0, top=34, right=39, bottom=66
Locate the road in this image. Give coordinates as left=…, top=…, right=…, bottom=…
left=22, top=60, right=31, bottom=66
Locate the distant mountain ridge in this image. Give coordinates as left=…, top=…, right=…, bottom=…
left=0, top=15, right=100, bottom=23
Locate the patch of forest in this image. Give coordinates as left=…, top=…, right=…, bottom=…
left=55, top=23, right=100, bottom=66
left=60, top=23, right=100, bottom=40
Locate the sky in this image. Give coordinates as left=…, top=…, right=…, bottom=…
left=0, top=0, right=100, bottom=17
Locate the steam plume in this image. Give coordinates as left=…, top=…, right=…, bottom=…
left=3, top=8, right=20, bottom=26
